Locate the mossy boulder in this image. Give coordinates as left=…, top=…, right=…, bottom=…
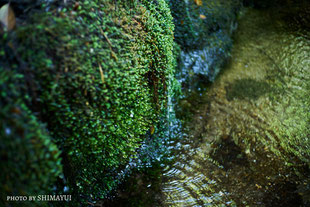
left=0, top=0, right=175, bottom=204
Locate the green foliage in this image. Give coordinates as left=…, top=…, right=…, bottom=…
left=0, top=65, right=62, bottom=206
left=1, top=0, right=176, bottom=202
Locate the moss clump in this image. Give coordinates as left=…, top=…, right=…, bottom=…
left=1, top=0, right=175, bottom=203
left=0, top=64, right=62, bottom=206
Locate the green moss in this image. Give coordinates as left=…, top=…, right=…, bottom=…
left=0, top=67, right=62, bottom=206
left=1, top=0, right=176, bottom=203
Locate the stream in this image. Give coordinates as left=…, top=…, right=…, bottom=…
left=106, top=2, right=310, bottom=207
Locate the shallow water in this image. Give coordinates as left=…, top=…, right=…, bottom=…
left=107, top=3, right=310, bottom=207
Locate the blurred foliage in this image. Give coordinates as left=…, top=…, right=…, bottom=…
left=0, top=61, right=62, bottom=206
left=0, top=0, right=176, bottom=204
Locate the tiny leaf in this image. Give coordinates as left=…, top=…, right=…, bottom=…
left=0, top=3, right=16, bottom=31
left=150, top=126, right=155, bottom=135
left=199, top=14, right=206, bottom=19
left=98, top=63, right=105, bottom=84
left=194, top=0, right=203, bottom=6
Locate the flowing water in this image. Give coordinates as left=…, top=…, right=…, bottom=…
left=107, top=2, right=310, bottom=207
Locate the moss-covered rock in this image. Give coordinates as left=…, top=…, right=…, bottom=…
left=0, top=61, right=62, bottom=206
left=1, top=0, right=175, bottom=204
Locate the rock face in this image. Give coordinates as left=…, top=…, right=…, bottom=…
left=168, top=0, right=241, bottom=82
left=160, top=2, right=310, bottom=206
